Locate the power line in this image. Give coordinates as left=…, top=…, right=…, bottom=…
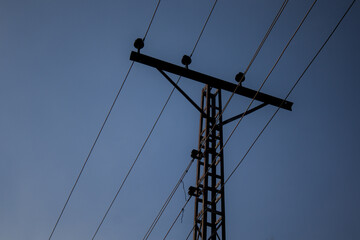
left=48, top=62, right=134, bottom=240
left=190, top=0, right=218, bottom=57
left=142, top=157, right=195, bottom=240
left=141, top=1, right=220, bottom=239
left=155, top=0, right=291, bottom=238
left=139, top=4, right=290, bottom=237
left=143, top=0, right=162, bottom=41
left=91, top=76, right=178, bottom=239
left=184, top=0, right=356, bottom=238
left=47, top=1, right=162, bottom=239
left=160, top=0, right=317, bottom=237
left=163, top=196, right=192, bottom=240
left=90, top=1, right=219, bottom=239
left=219, top=0, right=289, bottom=117
left=206, top=0, right=318, bottom=181
left=185, top=0, right=317, bottom=236
left=195, top=0, right=290, bottom=154
left=194, top=0, right=317, bottom=215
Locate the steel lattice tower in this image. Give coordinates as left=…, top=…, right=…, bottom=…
left=193, top=86, right=226, bottom=240
left=130, top=45, right=293, bottom=239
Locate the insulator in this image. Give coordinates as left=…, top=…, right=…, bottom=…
left=188, top=186, right=198, bottom=197
left=235, top=72, right=246, bottom=83
left=134, top=38, right=144, bottom=52
left=191, top=149, right=203, bottom=159
left=181, top=55, right=192, bottom=67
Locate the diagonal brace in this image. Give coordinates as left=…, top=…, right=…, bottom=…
left=222, top=102, right=268, bottom=125
left=157, top=69, right=207, bottom=116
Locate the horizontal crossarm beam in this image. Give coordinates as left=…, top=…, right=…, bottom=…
left=130, top=51, right=293, bottom=111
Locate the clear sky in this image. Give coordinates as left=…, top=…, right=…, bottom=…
left=0, top=0, right=359, bottom=239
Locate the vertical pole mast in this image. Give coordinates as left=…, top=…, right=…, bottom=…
left=194, top=85, right=226, bottom=240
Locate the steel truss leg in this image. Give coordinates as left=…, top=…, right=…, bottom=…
left=193, top=85, right=226, bottom=240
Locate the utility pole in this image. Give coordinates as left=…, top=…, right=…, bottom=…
left=131, top=39, right=293, bottom=240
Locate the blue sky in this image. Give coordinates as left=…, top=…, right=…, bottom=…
left=0, top=0, right=359, bottom=239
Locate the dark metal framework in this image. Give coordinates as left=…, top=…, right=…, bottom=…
left=130, top=51, right=293, bottom=240
left=130, top=52, right=293, bottom=111
left=194, top=86, right=226, bottom=240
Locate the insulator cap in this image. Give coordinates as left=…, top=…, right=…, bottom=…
left=235, top=72, right=245, bottom=83
left=188, top=186, right=200, bottom=197
left=191, top=149, right=202, bottom=159
left=134, top=38, right=144, bottom=51
left=181, top=55, right=192, bottom=67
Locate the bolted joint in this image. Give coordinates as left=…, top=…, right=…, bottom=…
left=191, top=149, right=203, bottom=159
left=188, top=186, right=201, bottom=197
left=235, top=72, right=245, bottom=85
left=181, top=55, right=192, bottom=68
left=134, top=38, right=144, bottom=52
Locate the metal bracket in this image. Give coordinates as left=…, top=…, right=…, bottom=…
left=157, top=69, right=207, bottom=117
left=130, top=51, right=293, bottom=111
left=222, top=102, right=268, bottom=125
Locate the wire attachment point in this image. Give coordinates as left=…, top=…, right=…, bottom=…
left=181, top=55, right=192, bottom=69
left=134, top=38, right=144, bottom=53
left=235, top=72, right=245, bottom=85
left=188, top=186, right=201, bottom=197
left=191, top=149, right=202, bottom=159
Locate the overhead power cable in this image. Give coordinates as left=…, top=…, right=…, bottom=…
left=143, top=0, right=162, bottom=41
left=218, top=0, right=288, bottom=118
left=184, top=1, right=356, bottom=239
left=162, top=0, right=317, bottom=237
left=47, top=1, right=162, bottom=239
left=195, top=0, right=290, bottom=154
left=91, top=1, right=218, bottom=239
left=143, top=3, right=290, bottom=237
left=142, top=157, right=195, bottom=240
left=184, top=0, right=318, bottom=237
left=91, top=81, right=176, bottom=240
left=200, top=0, right=317, bottom=191
left=141, top=1, right=219, bottom=239
left=163, top=196, right=192, bottom=240
left=157, top=0, right=291, bottom=238
left=190, top=2, right=293, bottom=205
left=225, top=0, right=357, bottom=197
left=190, top=0, right=218, bottom=57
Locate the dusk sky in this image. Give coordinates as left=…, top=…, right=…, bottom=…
left=0, top=0, right=359, bottom=239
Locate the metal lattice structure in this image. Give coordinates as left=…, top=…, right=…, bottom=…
left=130, top=49, right=293, bottom=240
left=194, top=86, right=226, bottom=240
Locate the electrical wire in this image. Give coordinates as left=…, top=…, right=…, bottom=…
left=218, top=0, right=288, bottom=118
left=91, top=0, right=219, bottom=238
left=204, top=0, right=316, bottom=206
left=195, top=0, right=290, bottom=155
left=143, top=0, right=162, bottom=41
left=190, top=0, right=218, bottom=57
left=163, top=197, right=192, bottom=240
left=142, top=157, right=195, bottom=240
left=144, top=3, right=291, bottom=237
left=91, top=77, right=179, bottom=240
left=184, top=1, right=356, bottom=238
left=186, top=0, right=317, bottom=235
left=48, top=62, right=134, bottom=240
left=47, top=1, right=162, bottom=239
left=142, top=1, right=291, bottom=238
left=153, top=0, right=292, bottom=238
left=201, top=0, right=317, bottom=185
left=162, top=0, right=318, bottom=237
left=141, top=1, right=219, bottom=239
